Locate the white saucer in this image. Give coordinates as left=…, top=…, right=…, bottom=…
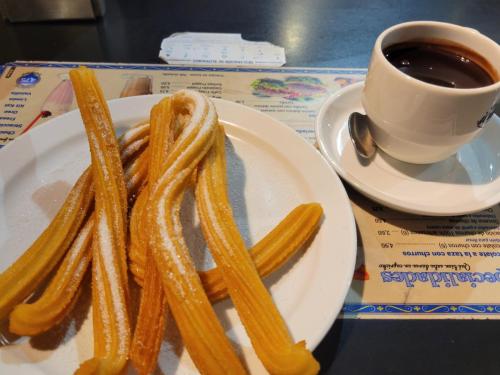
left=315, top=81, right=500, bottom=216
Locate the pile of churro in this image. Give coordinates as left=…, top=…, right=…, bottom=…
left=0, top=66, right=323, bottom=375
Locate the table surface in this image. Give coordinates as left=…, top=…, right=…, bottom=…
left=1, top=0, right=500, bottom=374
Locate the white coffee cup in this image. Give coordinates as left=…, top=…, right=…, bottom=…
left=362, top=21, right=500, bottom=164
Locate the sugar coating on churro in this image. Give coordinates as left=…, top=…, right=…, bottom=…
left=154, top=91, right=217, bottom=278
left=65, top=221, right=92, bottom=266
left=120, top=138, right=147, bottom=160
left=0, top=167, right=93, bottom=321
left=94, top=252, right=112, bottom=351
left=118, top=122, right=149, bottom=147
left=70, top=66, right=130, bottom=374
left=196, top=126, right=320, bottom=374
left=156, top=173, right=188, bottom=277
left=130, top=97, right=173, bottom=375
left=7, top=121, right=150, bottom=338
left=146, top=90, right=247, bottom=374
left=97, top=214, right=128, bottom=353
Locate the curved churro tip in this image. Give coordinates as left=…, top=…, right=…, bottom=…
left=8, top=215, right=93, bottom=336
left=304, top=202, right=323, bottom=213
left=173, top=89, right=216, bottom=128
left=265, top=343, right=319, bottom=375
left=0, top=168, right=93, bottom=321
left=292, top=202, right=323, bottom=219
left=258, top=342, right=320, bottom=375
left=302, top=203, right=323, bottom=224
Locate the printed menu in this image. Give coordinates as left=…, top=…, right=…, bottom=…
left=0, top=61, right=499, bottom=319
left=0, top=62, right=364, bottom=145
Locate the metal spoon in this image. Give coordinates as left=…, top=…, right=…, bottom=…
left=348, top=112, right=377, bottom=159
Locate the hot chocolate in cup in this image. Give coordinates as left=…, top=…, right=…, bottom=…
left=362, top=21, right=500, bottom=164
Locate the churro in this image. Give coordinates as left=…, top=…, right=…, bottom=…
left=128, top=189, right=149, bottom=284
left=120, top=122, right=150, bottom=202
left=130, top=255, right=167, bottom=375
left=119, top=121, right=150, bottom=149
left=120, top=135, right=148, bottom=169
left=0, top=168, right=93, bottom=321
left=196, top=126, right=320, bottom=374
left=147, top=90, right=246, bottom=374
left=200, top=202, right=323, bottom=302
left=9, top=216, right=93, bottom=336
left=130, top=97, right=174, bottom=375
left=8, top=123, right=150, bottom=336
left=70, top=67, right=130, bottom=374
left=125, top=150, right=149, bottom=198
left=131, top=203, right=322, bottom=300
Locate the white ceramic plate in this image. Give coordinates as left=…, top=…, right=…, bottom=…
left=0, top=96, right=356, bottom=374
left=316, top=81, right=500, bottom=216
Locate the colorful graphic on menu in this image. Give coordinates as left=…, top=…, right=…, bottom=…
left=23, top=77, right=74, bottom=134
left=251, top=76, right=327, bottom=101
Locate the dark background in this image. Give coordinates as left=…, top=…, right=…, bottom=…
left=1, top=0, right=500, bottom=374
left=0, top=0, right=498, bottom=67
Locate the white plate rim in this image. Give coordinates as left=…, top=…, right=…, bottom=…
left=315, top=81, right=500, bottom=216
left=0, top=95, right=357, bottom=372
